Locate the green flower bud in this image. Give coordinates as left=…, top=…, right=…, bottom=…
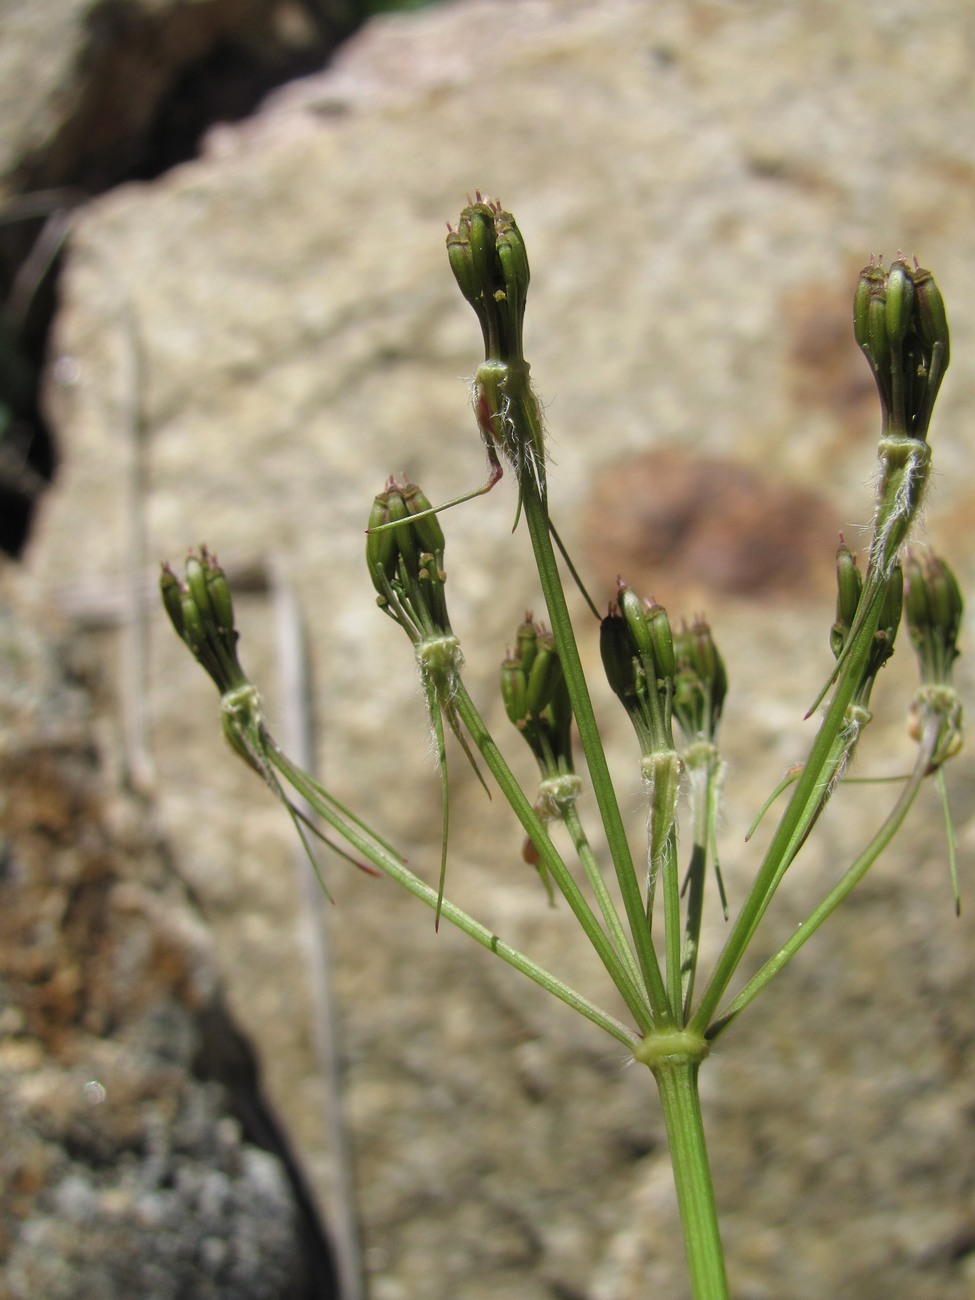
left=467, top=200, right=499, bottom=296
left=852, top=262, right=877, bottom=353
left=367, top=478, right=453, bottom=644
left=205, top=559, right=237, bottom=641
left=673, top=618, right=728, bottom=742
left=179, top=586, right=208, bottom=655
left=366, top=490, right=400, bottom=587
left=495, top=208, right=530, bottom=362
left=501, top=617, right=574, bottom=778
left=831, top=539, right=862, bottom=659
left=447, top=195, right=529, bottom=365
left=386, top=483, right=418, bottom=573
left=885, top=258, right=915, bottom=347
left=500, top=654, right=528, bottom=728
left=446, top=227, right=480, bottom=315
left=601, top=599, right=677, bottom=758
left=928, top=557, right=963, bottom=644
left=160, top=562, right=186, bottom=638
left=184, top=553, right=213, bottom=627
left=159, top=549, right=248, bottom=695
left=618, top=584, right=654, bottom=660
left=401, top=481, right=446, bottom=557
left=904, top=552, right=965, bottom=776
left=616, top=585, right=675, bottom=683
left=854, top=261, right=892, bottom=415
left=525, top=632, right=561, bottom=715
left=600, top=610, right=639, bottom=707
left=913, top=266, right=950, bottom=371
left=911, top=265, right=950, bottom=440
left=647, top=600, right=677, bottom=682
left=515, top=615, right=539, bottom=676
left=854, top=256, right=949, bottom=441
left=904, top=550, right=963, bottom=684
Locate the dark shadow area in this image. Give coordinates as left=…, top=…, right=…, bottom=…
left=0, top=0, right=397, bottom=556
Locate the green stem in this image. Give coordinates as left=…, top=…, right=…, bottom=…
left=660, top=826, right=683, bottom=1021
left=688, top=580, right=887, bottom=1035
left=706, top=715, right=940, bottom=1039
left=270, top=747, right=639, bottom=1049
left=682, top=843, right=707, bottom=1020
left=519, top=469, right=672, bottom=1026
left=639, top=1040, right=728, bottom=1299
left=562, top=800, right=645, bottom=996
left=428, top=683, right=450, bottom=930
left=451, top=681, right=656, bottom=1034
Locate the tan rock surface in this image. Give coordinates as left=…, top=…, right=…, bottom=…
left=0, top=581, right=336, bottom=1298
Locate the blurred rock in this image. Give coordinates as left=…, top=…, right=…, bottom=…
left=583, top=447, right=840, bottom=607
left=0, top=0, right=358, bottom=196
left=0, top=578, right=337, bottom=1298
left=18, top=0, right=975, bottom=1297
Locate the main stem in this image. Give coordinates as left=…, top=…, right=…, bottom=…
left=646, top=1049, right=728, bottom=1299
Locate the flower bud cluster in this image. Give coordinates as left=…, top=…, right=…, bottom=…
left=854, top=259, right=949, bottom=579
left=500, top=615, right=574, bottom=780
left=601, top=587, right=729, bottom=757
left=903, top=549, right=965, bottom=769
left=600, top=585, right=678, bottom=762
left=447, top=195, right=546, bottom=499
left=160, top=548, right=266, bottom=774
left=161, top=547, right=248, bottom=696
left=447, top=194, right=530, bottom=367
left=673, top=619, right=728, bottom=746
left=600, top=585, right=686, bottom=879
left=854, top=257, right=949, bottom=441
left=904, top=550, right=963, bottom=687
left=367, top=477, right=452, bottom=646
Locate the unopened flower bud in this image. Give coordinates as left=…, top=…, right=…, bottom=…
left=160, top=548, right=248, bottom=696
left=179, top=586, right=207, bottom=653
left=831, top=540, right=862, bottom=659
left=854, top=261, right=892, bottom=415
left=446, top=227, right=480, bottom=315
left=884, top=258, right=915, bottom=347
left=647, top=600, right=676, bottom=682
left=854, top=256, right=949, bottom=441
left=367, top=483, right=414, bottom=599
left=501, top=617, right=573, bottom=778
left=600, top=610, right=639, bottom=707
left=160, top=563, right=186, bottom=638
left=447, top=195, right=529, bottom=365
left=616, top=584, right=675, bottom=683
left=618, top=584, right=653, bottom=660
left=401, top=481, right=446, bottom=557
left=367, top=478, right=453, bottom=644
left=601, top=600, right=677, bottom=757
left=673, top=618, right=728, bottom=742
left=500, top=654, right=529, bottom=728
left=515, top=615, right=539, bottom=676
left=366, top=493, right=398, bottom=583
left=904, top=550, right=963, bottom=684
left=525, top=632, right=561, bottom=716
left=913, top=267, right=950, bottom=372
